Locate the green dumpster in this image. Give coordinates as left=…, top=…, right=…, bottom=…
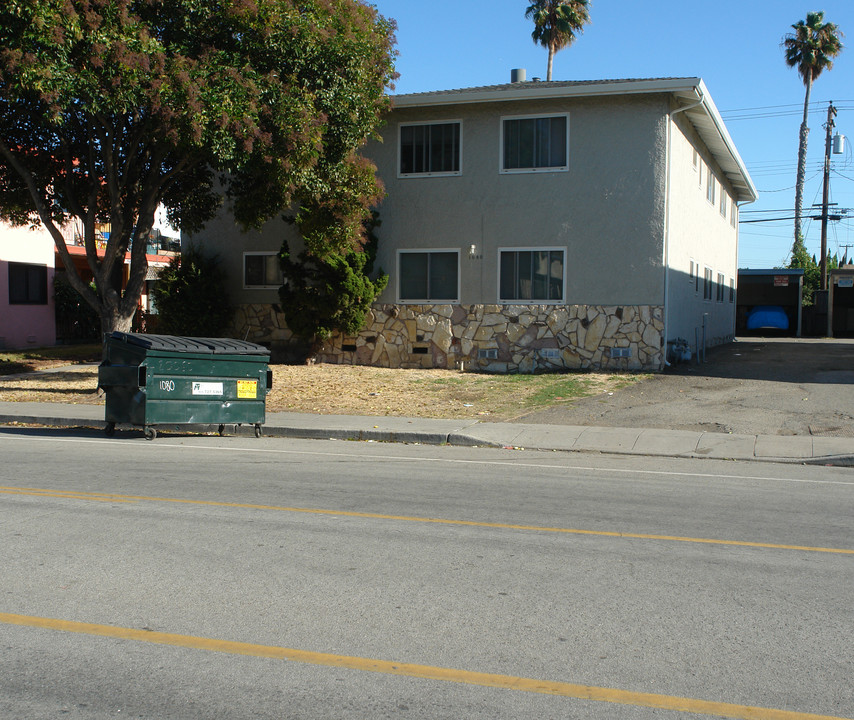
left=98, top=332, right=272, bottom=440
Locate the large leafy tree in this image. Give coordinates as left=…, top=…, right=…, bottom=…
left=525, top=0, right=590, bottom=81
left=0, top=0, right=396, bottom=336
left=782, top=11, right=843, bottom=248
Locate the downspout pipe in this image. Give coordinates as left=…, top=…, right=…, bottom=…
left=662, top=88, right=705, bottom=367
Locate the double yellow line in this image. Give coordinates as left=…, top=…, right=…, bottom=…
left=2, top=484, right=853, bottom=556
left=3, top=485, right=852, bottom=718
left=0, top=612, right=848, bottom=720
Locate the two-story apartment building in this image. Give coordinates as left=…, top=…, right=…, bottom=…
left=194, top=75, right=756, bottom=371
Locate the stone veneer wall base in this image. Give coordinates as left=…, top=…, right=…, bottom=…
left=227, top=303, right=667, bottom=372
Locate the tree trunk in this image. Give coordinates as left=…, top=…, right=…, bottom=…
left=547, top=45, right=554, bottom=81
left=99, top=301, right=135, bottom=339
left=794, top=76, right=812, bottom=244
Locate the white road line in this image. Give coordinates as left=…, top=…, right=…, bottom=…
left=2, top=430, right=853, bottom=487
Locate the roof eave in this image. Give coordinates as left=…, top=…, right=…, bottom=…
left=682, top=80, right=757, bottom=204
left=392, top=77, right=706, bottom=108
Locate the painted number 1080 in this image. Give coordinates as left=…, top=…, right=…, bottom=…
left=159, top=380, right=175, bottom=392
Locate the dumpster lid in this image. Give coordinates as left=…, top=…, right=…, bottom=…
left=107, top=332, right=270, bottom=356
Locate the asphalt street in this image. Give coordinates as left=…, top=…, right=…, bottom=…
left=1, top=428, right=852, bottom=719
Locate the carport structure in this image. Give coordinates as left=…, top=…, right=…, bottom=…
left=828, top=267, right=854, bottom=337
left=736, top=269, right=804, bottom=337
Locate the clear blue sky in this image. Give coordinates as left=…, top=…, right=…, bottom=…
left=372, top=0, right=854, bottom=269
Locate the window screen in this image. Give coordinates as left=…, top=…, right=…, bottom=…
left=503, top=116, right=567, bottom=170
left=499, top=250, right=564, bottom=301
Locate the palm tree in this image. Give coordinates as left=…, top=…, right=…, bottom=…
left=525, top=0, right=591, bottom=81
left=782, top=11, right=843, bottom=246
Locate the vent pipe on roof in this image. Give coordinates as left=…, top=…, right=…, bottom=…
left=510, top=68, right=526, bottom=83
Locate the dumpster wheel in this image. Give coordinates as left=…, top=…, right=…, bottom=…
left=254, top=424, right=263, bottom=438
left=144, top=426, right=157, bottom=441
left=104, top=422, right=116, bottom=437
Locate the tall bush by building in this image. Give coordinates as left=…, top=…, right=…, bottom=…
left=279, top=213, right=388, bottom=356
left=151, top=250, right=232, bottom=337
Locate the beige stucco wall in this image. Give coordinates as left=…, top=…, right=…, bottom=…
left=367, top=93, right=669, bottom=307
left=187, top=202, right=301, bottom=309
left=665, top=111, right=739, bottom=354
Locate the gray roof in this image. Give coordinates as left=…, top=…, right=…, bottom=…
left=391, top=77, right=757, bottom=204
left=393, top=77, right=687, bottom=101
left=738, top=268, right=804, bottom=276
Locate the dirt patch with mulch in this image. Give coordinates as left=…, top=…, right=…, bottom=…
left=0, top=361, right=645, bottom=421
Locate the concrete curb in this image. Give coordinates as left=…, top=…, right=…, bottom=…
left=2, top=406, right=854, bottom=467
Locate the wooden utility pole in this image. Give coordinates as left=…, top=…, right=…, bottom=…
left=820, top=102, right=837, bottom=290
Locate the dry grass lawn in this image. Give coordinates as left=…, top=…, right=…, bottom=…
left=0, top=346, right=647, bottom=421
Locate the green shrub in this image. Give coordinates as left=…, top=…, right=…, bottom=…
left=54, top=275, right=100, bottom=343
left=151, top=249, right=232, bottom=337
left=279, top=213, right=388, bottom=352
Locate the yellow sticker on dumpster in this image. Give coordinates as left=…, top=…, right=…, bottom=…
left=237, top=380, right=257, bottom=399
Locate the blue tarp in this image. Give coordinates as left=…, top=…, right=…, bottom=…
left=746, top=306, right=789, bottom=331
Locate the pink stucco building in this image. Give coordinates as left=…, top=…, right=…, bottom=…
left=0, top=223, right=56, bottom=350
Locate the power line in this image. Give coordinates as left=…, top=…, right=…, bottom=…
left=740, top=216, right=796, bottom=224
left=721, top=106, right=854, bottom=122
left=720, top=100, right=854, bottom=113
left=833, top=169, right=854, bottom=183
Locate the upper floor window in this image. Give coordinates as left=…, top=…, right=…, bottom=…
left=499, top=248, right=564, bottom=302
left=706, top=173, right=716, bottom=205
left=398, top=250, right=459, bottom=303
left=8, top=262, right=48, bottom=305
left=703, top=266, right=713, bottom=301
left=501, top=114, right=568, bottom=173
left=399, top=122, right=461, bottom=176
left=730, top=199, right=738, bottom=228
left=244, top=252, right=282, bottom=289
left=719, top=188, right=728, bottom=218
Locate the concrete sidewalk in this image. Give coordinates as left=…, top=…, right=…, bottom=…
left=2, top=400, right=853, bottom=466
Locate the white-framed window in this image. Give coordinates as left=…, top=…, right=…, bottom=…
left=706, top=173, right=716, bottom=205
left=730, top=199, right=738, bottom=228
left=397, top=249, right=459, bottom=303
left=716, top=272, right=725, bottom=302
left=243, top=252, right=282, bottom=289
left=692, top=149, right=699, bottom=172
left=719, top=188, right=727, bottom=218
left=500, top=114, right=568, bottom=173
left=689, top=259, right=696, bottom=286
left=703, top=266, right=713, bottom=301
left=399, top=121, right=462, bottom=177
left=729, top=277, right=735, bottom=303
left=499, top=247, right=565, bottom=302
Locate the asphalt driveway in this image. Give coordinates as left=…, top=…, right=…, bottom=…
left=513, top=337, right=854, bottom=437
